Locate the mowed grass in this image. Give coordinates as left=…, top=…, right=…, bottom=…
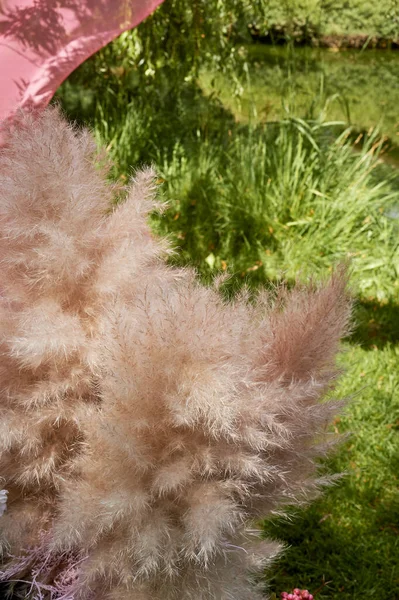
left=263, top=341, right=399, bottom=599
left=55, top=37, right=399, bottom=597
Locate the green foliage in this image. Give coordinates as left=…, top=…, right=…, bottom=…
left=154, top=118, right=399, bottom=301
left=56, top=1, right=265, bottom=125
left=56, top=0, right=271, bottom=173
left=252, top=0, right=399, bottom=40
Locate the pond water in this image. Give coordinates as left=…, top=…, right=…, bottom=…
left=201, top=44, right=399, bottom=217
left=201, top=45, right=399, bottom=147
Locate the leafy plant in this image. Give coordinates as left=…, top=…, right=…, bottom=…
left=154, top=116, right=399, bottom=301
left=249, top=0, right=399, bottom=41
left=55, top=0, right=268, bottom=171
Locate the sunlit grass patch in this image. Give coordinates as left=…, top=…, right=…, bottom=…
left=263, top=342, right=399, bottom=599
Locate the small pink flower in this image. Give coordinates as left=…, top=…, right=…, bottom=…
left=281, top=588, right=314, bottom=600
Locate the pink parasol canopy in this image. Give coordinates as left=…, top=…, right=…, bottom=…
left=0, top=0, right=164, bottom=123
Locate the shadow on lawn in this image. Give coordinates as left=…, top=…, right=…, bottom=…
left=262, top=481, right=399, bottom=598
left=348, top=298, right=399, bottom=349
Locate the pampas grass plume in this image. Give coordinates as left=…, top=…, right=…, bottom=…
left=0, top=108, right=351, bottom=599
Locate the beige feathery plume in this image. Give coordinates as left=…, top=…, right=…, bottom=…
left=0, top=108, right=351, bottom=599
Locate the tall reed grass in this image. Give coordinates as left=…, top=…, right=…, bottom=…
left=154, top=118, right=399, bottom=301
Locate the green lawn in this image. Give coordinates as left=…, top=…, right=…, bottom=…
left=263, top=341, right=399, bottom=598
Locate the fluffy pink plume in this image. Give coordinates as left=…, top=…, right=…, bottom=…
left=0, top=109, right=351, bottom=599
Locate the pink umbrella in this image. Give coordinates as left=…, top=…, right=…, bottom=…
left=0, top=0, right=164, bottom=123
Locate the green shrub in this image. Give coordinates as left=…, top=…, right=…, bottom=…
left=251, top=0, right=399, bottom=40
